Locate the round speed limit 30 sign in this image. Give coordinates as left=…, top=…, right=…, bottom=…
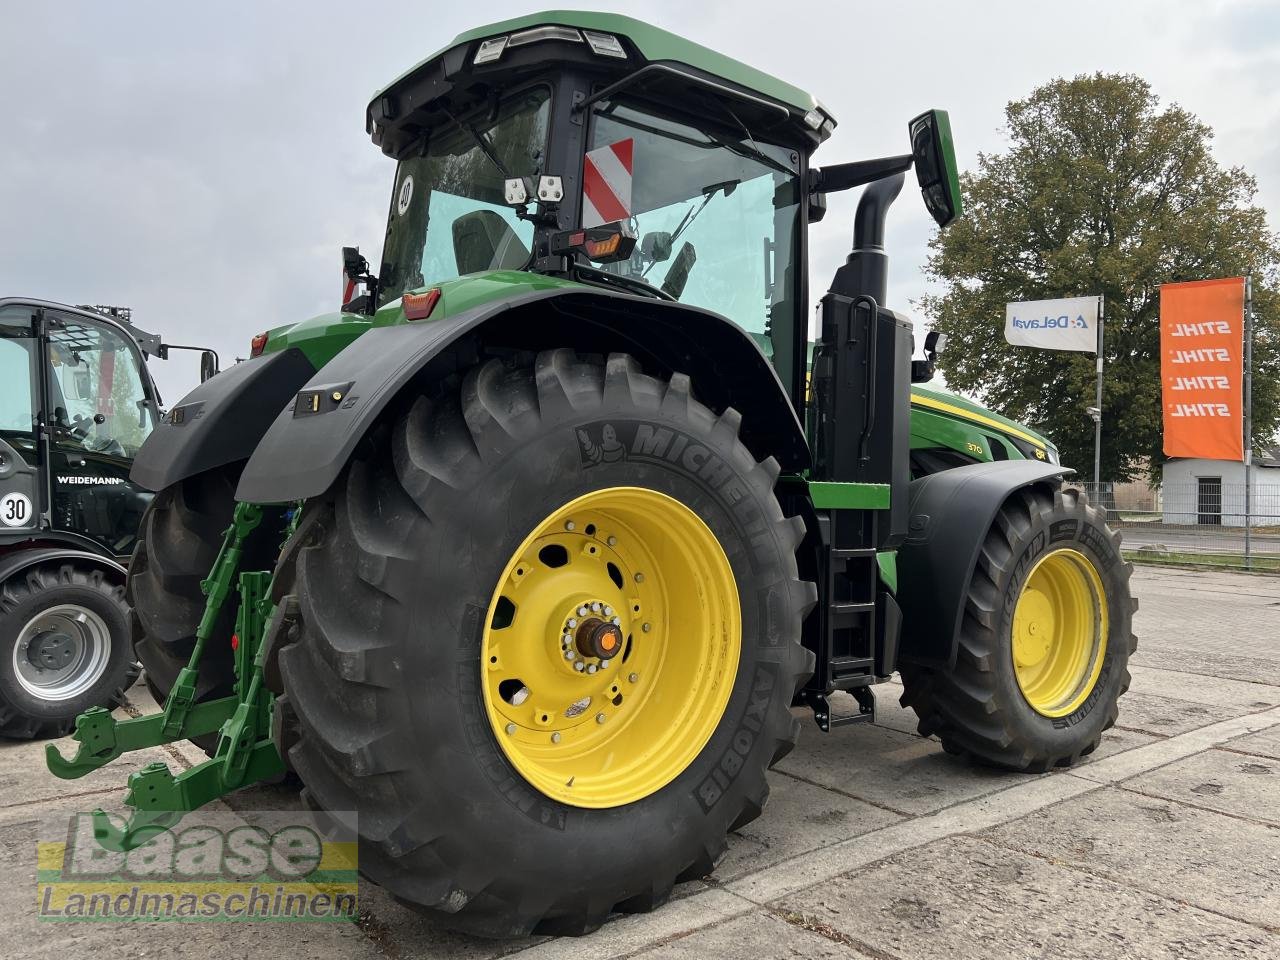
left=1, top=491, right=33, bottom=527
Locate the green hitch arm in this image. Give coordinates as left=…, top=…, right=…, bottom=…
left=89, top=739, right=285, bottom=852
left=44, top=502, right=264, bottom=779
left=45, top=697, right=241, bottom=780
left=86, top=572, right=289, bottom=851
left=160, top=502, right=264, bottom=738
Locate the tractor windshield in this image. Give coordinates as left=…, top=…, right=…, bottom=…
left=587, top=99, right=800, bottom=354
left=377, top=87, right=552, bottom=306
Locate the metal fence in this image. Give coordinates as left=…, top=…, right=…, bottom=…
left=1071, top=481, right=1280, bottom=572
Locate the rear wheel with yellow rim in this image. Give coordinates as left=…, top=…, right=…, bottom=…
left=268, top=348, right=814, bottom=937
left=900, top=483, right=1136, bottom=771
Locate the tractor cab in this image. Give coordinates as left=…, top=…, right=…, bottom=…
left=359, top=12, right=838, bottom=404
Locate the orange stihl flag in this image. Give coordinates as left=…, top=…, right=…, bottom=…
left=1160, top=277, right=1245, bottom=461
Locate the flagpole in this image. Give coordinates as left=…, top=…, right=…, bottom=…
left=1094, top=295, right=1104, bottom=489
left=1244, top=276, right=1253, bottom=571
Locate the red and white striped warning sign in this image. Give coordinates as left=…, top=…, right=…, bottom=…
left=582, top=138, right=633, bottom=228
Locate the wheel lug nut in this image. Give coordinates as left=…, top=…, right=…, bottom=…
left=551, top=732, right=561, bottom=744
left=629, top=672, right=639, bottom=683
left=574, top=662, right=585, bottom=672
left=634, top=572, right=644, bottom=583
left=587, top=664, right=598, bottom=675
left=607, top=536, right=617, bottom=547
left=600, top=659, right=610, bottom=668
left=567, top=618, right=577, bottom=629
left=611, top=616, right=620, bottom=626
left=578, top=606, right=588, bottom=617
left=596, top=712, right=607, bottom=724
left=505, top=723, right=517, bottom=735
left=564, top=650, right=575, bottom=660
left=565, top=520, right=575, bottom=531
left=590, top=602, right=602, bottom=613
left=642, top=622, right=651, bottom=633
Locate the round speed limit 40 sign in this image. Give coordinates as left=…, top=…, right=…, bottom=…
left=1, top=491, right=33, bottom=527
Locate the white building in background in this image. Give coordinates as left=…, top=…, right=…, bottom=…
left=1162, top=448, right=1280, bottom=526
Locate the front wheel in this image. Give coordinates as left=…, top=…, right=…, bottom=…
left=267, top=349, right=815, bottom=937
left=0, top=563, right=138, bottom=739
left=900, top=483, right=1136, bottom=771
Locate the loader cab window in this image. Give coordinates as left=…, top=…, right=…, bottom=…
left=45, top=317, right=155, bottom=459
left=587, top=100, right=801, bottom=365
left=377, top=87, right=552, bottom=306
left=0, top=335, right=37, bottom=436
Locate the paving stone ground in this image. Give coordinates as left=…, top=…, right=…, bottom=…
left=1, top=566, right=1276, bottom=959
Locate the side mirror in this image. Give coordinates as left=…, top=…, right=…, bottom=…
left=640, top=231, right=673, bottom=265
left=342, top=246, right=378, bottom=315
left=911, top=330, right=947, bottom=384
left=660, top=242, right=697, bottom=299
left=924, top=330, right=946, bottom=360
left=908, top=109, right=963, bottom=228
left=199, top=350, right=219, bottom=382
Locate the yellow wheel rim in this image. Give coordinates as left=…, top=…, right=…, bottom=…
left=480, top=486, right=740, bottom=808
left=1011, top=548, right=1109, bottom=717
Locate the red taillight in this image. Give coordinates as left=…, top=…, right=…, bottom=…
left=249, top=332, right=268, bottom=357
left=230, top=634, right=239, bottom=651
left=403, top=288, right=442, bottom=321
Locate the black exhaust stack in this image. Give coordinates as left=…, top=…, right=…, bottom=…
left=805, top=174, right=914, bottom=702
left=812, top=171, right=913, bottom=536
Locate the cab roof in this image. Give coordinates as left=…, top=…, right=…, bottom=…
left=368, top=10, right=832, bottom=156
left=376, top=11, right=822, bottom=114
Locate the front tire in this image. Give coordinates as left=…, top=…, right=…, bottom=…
left=268, top=350, right=814, bottom=937
left=900, top=483, right=1136, bottom=771
left=0, top=563, right=137, bottom=739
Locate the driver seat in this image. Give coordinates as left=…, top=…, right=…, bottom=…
left=452, top=210, right=529, bottom=275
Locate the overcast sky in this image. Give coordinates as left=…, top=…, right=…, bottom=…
left=2, top=0, right=1277, bottom=404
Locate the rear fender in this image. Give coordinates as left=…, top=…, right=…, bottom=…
left=235, top=288, right=807, bottom=503
left=896, top=460, right=1071, bottom=669
left=129, top=348, right=316, bottom=492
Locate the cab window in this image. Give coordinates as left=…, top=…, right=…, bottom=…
left=46, top=317, right=155, bottom=459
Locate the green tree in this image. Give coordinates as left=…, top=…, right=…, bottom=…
left=923, top=73, right=1279, bottom=481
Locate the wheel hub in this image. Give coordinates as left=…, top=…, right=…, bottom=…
left=12, top=604, right=112, bottom=701
left=574, top=617, right=623, bottom=661
left=27, top=631, right=78, bottom=671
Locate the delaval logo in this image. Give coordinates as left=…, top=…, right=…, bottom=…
left=1010, top=313, right=1089, bottom=331
left=1004, top=296, right=1100, bottom=353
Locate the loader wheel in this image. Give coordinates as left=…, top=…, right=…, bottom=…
left=128, top=464, right=282, bottom=747
left=899, top=483, right=1135, bottom=771
left=0, top=563, right=137, bottom=739
left=268, top=350, right=815, bottom=937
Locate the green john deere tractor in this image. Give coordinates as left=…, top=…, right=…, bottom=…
left=47, top=12, right=1133, bottom=937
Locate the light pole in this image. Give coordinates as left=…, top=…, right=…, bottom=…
left=1085, top=405, right=1101, bottom=491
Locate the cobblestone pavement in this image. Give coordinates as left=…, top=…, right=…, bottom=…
left=2, top=566, right=1277, bottom=959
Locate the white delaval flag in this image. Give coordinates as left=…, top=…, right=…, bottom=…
left=1004, top=296, right=1100, bottom=353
